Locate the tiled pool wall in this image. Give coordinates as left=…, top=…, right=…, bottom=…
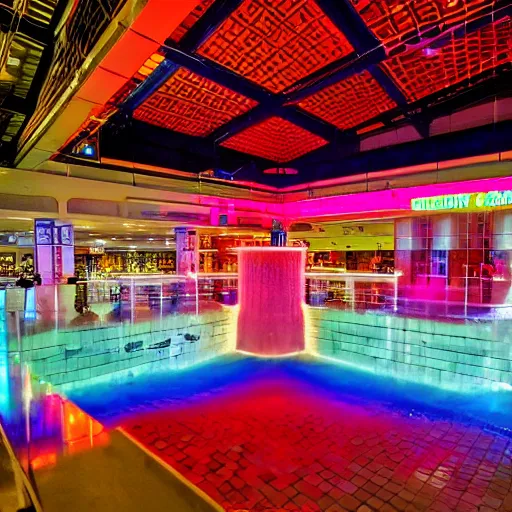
left=14, top=308, right=237, bottom=389
left=308, top=308, right=512, bottom=391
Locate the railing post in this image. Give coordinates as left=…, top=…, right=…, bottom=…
left=130, top=278, right=135, bottom=324
left=394, top=275, right=398, bottom=312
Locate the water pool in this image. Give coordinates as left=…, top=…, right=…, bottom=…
left=67, top=355, right=512, bottom=511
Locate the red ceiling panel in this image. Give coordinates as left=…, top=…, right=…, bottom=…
left=220, top=117, right=328, bottom=162
left=168, top=0, right=216, bottom=43
left=351, top=0, right=497, bottom=52
left=382, top=19, right=512, bottom=102
left=196, top=0, right=353, bottom=93
left=133, top=68, right=258, bottom=136
left=298, top=70, right=397, bottom=130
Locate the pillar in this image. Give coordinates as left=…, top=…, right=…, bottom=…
left=34, top=219, right=74, bottom=285
left=174, top=227, right=198, bottom=275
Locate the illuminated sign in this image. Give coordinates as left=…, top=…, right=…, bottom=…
left=411, top=191, right=512, bottom=211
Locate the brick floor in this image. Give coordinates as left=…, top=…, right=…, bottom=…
left=123, top=378, right=512, bottom=511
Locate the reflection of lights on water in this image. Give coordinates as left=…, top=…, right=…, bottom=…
left=31, top=452, right=57, bottom=470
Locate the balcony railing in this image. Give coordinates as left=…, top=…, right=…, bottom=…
left=2, top=269, right=512, bottom=335
left=305, top=272, right=400, bottom=312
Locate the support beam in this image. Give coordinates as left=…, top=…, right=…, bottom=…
left=162, top=45, right=271, bottom=103
left=171, top=0, right=244, bottom=51
left=0, top=8, right=50, bottom=44
left=367, top=64, right=430, bottom=137
left=207, top=95, right=353, bottom=148
left=314, top=0, right=430, bottom=137
left=124, top=0, right=244, bottom=117
left=314, top=0, right=380, bottom=55
left=122, top=60, right=179, bottom=111
left=285, top=50, right=383, bottom=103
left=114, top=0, right=510, bottom=166
left=293, top=120, right=512, bottom=186
left=209, top=100, right=282, bottom=145
left=280, top=108, right=339, bottom=144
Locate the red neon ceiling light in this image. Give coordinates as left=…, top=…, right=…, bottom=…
left=134, top=68, right=258, bottom=137
left=351, top=0, right=497, bottom=53
left=196, top=0, right=353, bottom=93
left=220, top=117, right=328, bottom=162
left=168, top=0, right=216, bottom=43
left=382, top=19, right=512, bottom=102
left=298, top=70, right=397, bottom=130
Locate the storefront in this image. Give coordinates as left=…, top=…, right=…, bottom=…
left=74, top=248, right=177, bottom=278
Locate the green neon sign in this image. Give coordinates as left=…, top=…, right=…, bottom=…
left=411, top=191, right=512, bottom=211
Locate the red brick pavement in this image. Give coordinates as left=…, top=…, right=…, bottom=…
left=123, top=379, right=512, bottom=511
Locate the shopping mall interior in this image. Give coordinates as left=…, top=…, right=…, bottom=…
left=0, top=0, right=512, bottom=511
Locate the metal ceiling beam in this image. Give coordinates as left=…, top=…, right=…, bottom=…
left=122, top=60, right=179, bottom=111
left=209, top=100, right=282, bottom=145
left=293, top=71, right=512, bottom=170
left=159, top=44, right=362, bottom=150
left=0, top=7, right=50, bottom=44
left=290, top=120, right=512, bottom=187
left=205, top=94, right=360, bottom=151
left=122, top=0, right=244, bottom=116
left=162, top=45, right=272, bottom=103
left=367, top=65, right=432, bottom=138
left=115, top=0, right=511, bottom=166
left=314, top=0, right=379, bottom=55
left=313, top=0, right=433, bottom=137
left=171, top=0, right=244, bottom=52
left=279, top=108, right=340, bottom=144
left=311, top=0, right=511, bottom=139
left=285, top=50, right=383, bottom=103
left=102, top=70, right=512, bottom=186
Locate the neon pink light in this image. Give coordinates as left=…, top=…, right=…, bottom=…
left=236, top=246, right=306, bottom=252
left=237, top=248, right=306, bottom=355
left=284, top=174, right=512, bottom=220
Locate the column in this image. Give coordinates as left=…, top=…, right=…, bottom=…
left=34, top=219, right=75, bottom=323
left=174, top=227, right=198, bottom=275
left=34, top=219, right=74, bottom=284
left=175, top=227, right=200, bottom=313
